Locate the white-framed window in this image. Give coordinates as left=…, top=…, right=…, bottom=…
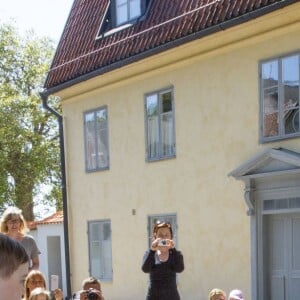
left=260, top=53, right=300, bottom=142
left=88, top=220, right=112, bottom=281
left=145, top=88, right=176, bottom=161
left=116, top=0, right=141, bottom=26
left=84, top=106, right=109, bottom=172
left=147, top=214, right=177, bottom=248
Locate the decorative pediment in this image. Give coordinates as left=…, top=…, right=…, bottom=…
left=229, top=147, right=300, bottom=179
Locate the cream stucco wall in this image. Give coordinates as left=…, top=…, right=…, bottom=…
left=56, top=3, right=300, bottom=300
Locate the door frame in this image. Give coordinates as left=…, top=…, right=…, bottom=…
left=229, top=147, right=300, bottom=300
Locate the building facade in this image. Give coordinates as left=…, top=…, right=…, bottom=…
left=42, top=1, right=300, bottom=299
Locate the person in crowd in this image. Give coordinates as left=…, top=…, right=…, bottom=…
left=0, top=206, right=40, bottom=270
left=75, top=276, right=105, bottom=300
left=141, top=221, right=184, bottom=300
left=0, top=233, right=29, bottom=300
left=24, top=270, right=63, bottom=300
left=209, top=288, right=226, bottom=300
left=228, top=289, right=244, bottom=300
left=29, top=287, right=51, bottom=300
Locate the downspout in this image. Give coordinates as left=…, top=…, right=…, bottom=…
left=40, top=93, right=71, bottom=299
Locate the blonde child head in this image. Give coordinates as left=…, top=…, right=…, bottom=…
left=29, top=287, right=50, bottom=300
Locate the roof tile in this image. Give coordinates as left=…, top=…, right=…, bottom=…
left=44, top=0, right=298, bottom=91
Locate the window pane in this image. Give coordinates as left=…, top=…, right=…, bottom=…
left=146, top=94, right=158, bottom=116
left=146, top=95, right=159, bottom=159
left=263, top=199, right=288, bottom=210
left=161, top=112, right=174, bottom=156
left=161, top=91, right=172, bottom=113
left=263, top=88, right=279, bottom=137
left=264, top=198, right=300, bottom=211
left=147, top=115, right=159, bottom=159
left=160, top=92, right=174, bottom=156
left=282, top=56, right=299, bottom=134
left=116, top=0, right=128, bottom=25
left=84, top=107, right=109, bottom=171
left=262, top=61, right=279, bottom=138
left=262, top=60, right=278, bottom=88
left=85, top=112, right=97, bottom=170
left=129, top=0, right=141, bottom=19
left=290, top=197, right=300, bottom=208
left=145, top=90, right=175, bottom=160
left=96, top=110, right=109, bottom=168
left=89, top=221, right=112, bottom=280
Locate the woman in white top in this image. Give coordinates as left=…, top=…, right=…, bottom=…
left=0, top=206, right=40, bottom=270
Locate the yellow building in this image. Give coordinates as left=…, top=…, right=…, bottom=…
left=42, top=1, right=300, bottom=299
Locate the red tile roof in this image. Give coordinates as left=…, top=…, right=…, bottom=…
left=44, top=0, right=298, bottom=92
left=33, top=211, right=63, bottom=226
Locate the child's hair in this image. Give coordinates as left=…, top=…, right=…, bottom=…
left=209, top=288, right=226, bottom=300
left=0, top=233, right=29, bottom=279
left=82, top=276, right=101, bottom=289
left=152, top=221, right=173, bottom=238
left=29, top=287, right=50, bottom=300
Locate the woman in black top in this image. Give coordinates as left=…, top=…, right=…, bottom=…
left=142, top=222, right=184, bottom=300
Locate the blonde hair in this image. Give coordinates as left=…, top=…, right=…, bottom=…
left=29, top=287, right=50, bottom=300
left=82, top=276, right=101, bottom=290
left=209, top=288, right=226, bottom=300
left=0, top=206, right=28, bottom=234
left=24, top=270, right=46, bottom=300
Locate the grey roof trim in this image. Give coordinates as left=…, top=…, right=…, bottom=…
left=228, top=147, right=300, bottom=178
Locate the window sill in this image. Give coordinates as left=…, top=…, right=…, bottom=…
left=96, top=23, right=133, bottom=40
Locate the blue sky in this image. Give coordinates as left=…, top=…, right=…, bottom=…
left=0, top=0, right=74, bottom=43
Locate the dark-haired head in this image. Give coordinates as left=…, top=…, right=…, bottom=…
left=152, top=222, right=173, bottom=239
left=0, top=233, right=29, bottom=279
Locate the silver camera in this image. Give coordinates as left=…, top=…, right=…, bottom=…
left=158, top=239, right=168, bottom=246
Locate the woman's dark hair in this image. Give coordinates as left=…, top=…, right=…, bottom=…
left=152, top=221, right=173, bottom=238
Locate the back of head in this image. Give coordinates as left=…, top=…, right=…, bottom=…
left=0, top=233, right=29, bottom=279
left=209, top=288, right=226, bottom=300
left=229, top=289, right=244, bottom=300
left=29, top=287, right=50, bottom=300
left=82, top=276, right=101, bottom=290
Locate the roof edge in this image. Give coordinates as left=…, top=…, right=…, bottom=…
left=42, top=0, right=299, bottom=97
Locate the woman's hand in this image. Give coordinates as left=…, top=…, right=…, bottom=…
left=151, top=238, right=160, bottom=251
left=168, top=239, right=175, bottom=249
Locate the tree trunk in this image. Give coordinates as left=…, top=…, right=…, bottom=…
left=14, top=176, right=35, bottom=221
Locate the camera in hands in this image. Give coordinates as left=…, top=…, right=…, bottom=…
left=87, top=290, right=98, bottom=300
left=158, top=239, right=168, bottom=246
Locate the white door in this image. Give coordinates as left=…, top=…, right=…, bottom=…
left=264, top=214, right=300, bottom=300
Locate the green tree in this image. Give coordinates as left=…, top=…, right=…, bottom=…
left=0, top=22, right=62, bottom=221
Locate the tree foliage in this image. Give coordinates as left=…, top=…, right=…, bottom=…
left=0, top=22, right=62, bottom=220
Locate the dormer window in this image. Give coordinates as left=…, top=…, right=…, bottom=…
left=116, top=0, right=141, bottom=26
left=96, top=0, right=151, bottom=39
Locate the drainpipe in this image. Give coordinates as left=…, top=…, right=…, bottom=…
left=40, top=93, right=71, bottom=299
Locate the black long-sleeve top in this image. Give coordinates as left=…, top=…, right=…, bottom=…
left=142, top=249, right=184, bottom=299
